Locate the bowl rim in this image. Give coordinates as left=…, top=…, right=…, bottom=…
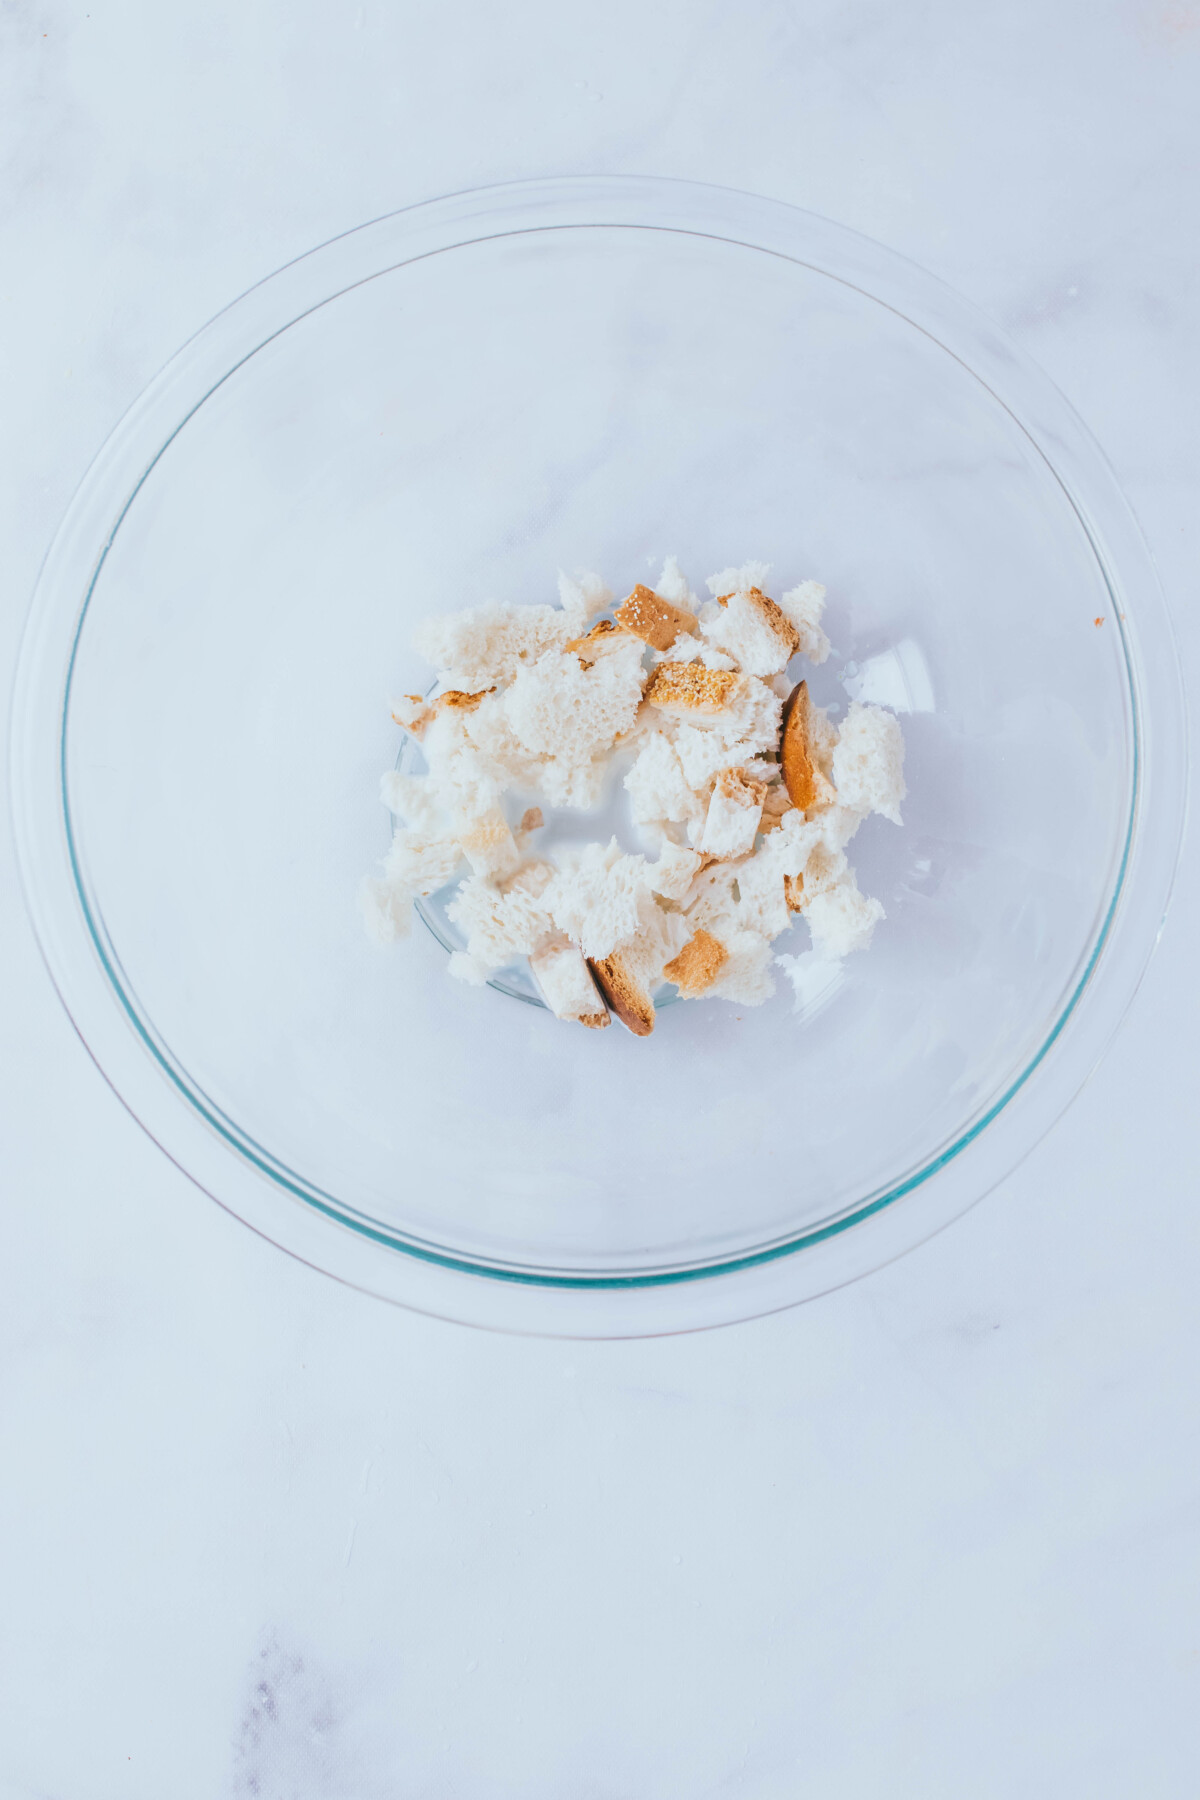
left=9, top=174, right=1188, bottom=1335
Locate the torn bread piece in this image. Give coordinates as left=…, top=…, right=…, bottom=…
left=705, top=560, right=773, bottom=601
left=759, top=784, right=795, bottom=833
left=565, top=618, right=631, bottom=668
left=778, top=580, right=831, bottom=665
left=530, top=939, right=610, bottom=1027
left=804, top=873, right=885, bottom=959
left=413, top=596, right=590, bottom=689
left=360, top=830, right=467, bottom=944
left=780, top=680, right=837, bottom=813
left=380, top=770, right=444, bottom=834
left=390, top=694, right=434, bottom=736
left=663, top=928, right=729, bottom=998
left=831, top=700, right=907, bottom=825
left=704, top=587, right=800, bottom=677
left=438, top=686, right=496, bottom=713
left=644, top=661, right=738, bottom=718
left=588, top=949, right=656, bottom=1036
left=445, top=861, right=556, bottom=976
left=615, top=583, right=698, bottom=651
left=624, top=731, right=707, bottom=828
left=699, top=767, right=768, bottom=861
left=541, top=840, right=655, bottom=960
left=504, top=640, right=646, bottom=766
left=455, top=807, right=520, bottom=880
left=620, top=903, right=691, bottom=1000
left=705, top=930, right=776, bottom=1005
left=645, top=839, right=703, bottom=901
left=368, top=558, right=901, bottom=1033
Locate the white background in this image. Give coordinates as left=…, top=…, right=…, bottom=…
left=3, top=3, right=1198, bottom=1794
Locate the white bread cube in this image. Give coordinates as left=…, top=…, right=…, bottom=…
left=706, top=930, right=777, bottom=1005
left=699, top=768, right=767, bottom=861
left=646, top=840, right=703, bottom=901
left=624, top=732, right=706, bottom=828
left=445, top=861, right=557, bottom=976
left=503, top=640, right=645, bottom=763
left=455, top=807, right=520, bottom=880
left=700, top=588, right=800, bottom=677
left=541, top=840, right=654, bottom=960
left=654, top=555, right=698, bottom=607
left=530, top=939, right=609, bottom=1026
left=831, top=702, right=906, bottom=824
left=705, top=561, right=773, bottom=600
left=778, top=580, right=831, bottom=665
left=805, top=874, right=885, bottom=959
left=413, top=594, right=589, bottom=690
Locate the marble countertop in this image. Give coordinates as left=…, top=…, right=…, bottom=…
left=3, top=3, right=1198, bottom=1794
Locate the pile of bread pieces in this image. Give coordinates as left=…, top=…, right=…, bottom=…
left=363, top=559, right=905, bottom=1036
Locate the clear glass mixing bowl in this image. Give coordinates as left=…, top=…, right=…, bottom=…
left=10, top=178, right=1186, bottom=1334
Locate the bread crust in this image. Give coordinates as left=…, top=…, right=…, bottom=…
left=644, top=662, right=737, bottom=716
left=615, top=583, right=698, bottom=651
left=780, top=680, right=835, bottom=812
left=663, top=928, right=729, bottom=997
left=717, top=586, right=801, bottom=660
left=587, top=950, right=656, bottom=1036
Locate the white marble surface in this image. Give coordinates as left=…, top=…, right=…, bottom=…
left=3, top=3, right=1199, bottom=1793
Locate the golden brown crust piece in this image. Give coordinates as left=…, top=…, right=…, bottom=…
left=663, top=928, right=729, bottom=998
left=644, top=661, right=737, bottom=716
left=717, top=587, right=801, bottom=659
left=587, top=951, right=655, bottom=1036
left=578, top=1008, right=611, bottom=1029
left=784, top=872, right=805, bottom=912
left=519, top=807, right=544, bottom=835
left=615, top=584, right=698, bottom=651
left=780, top=680, right=836, bottom=813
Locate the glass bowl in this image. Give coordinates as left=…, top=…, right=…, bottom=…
left=10, top=177, right=1186, bottom=1335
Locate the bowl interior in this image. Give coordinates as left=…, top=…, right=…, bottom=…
left=63, top=222, right=1133, bottom=1276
